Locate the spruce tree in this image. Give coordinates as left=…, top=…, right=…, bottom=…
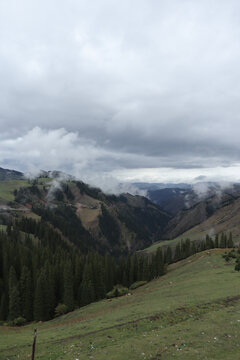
left=164, top=246, right=172, bottom=264
left=174, top=243, right=181, bottom=262
left=63, top=261, right=74, bottom=311
left=191, top=241, right=197, bottom=255
left=8, top=286, right=21, bottom=320
left=34, top=268, right=51, bottom=321
left=0, top=293, right=8, bottom=321
left=80, top=262, right=95, bottom=306
left=220, top=233, right=225, bottom=248
left=142, top=257, right=149, bottom=281
left=155, top=247, right=164, bottom=276
left=227, top=232, right=234, bottom=248
left=8, top=266, right=21, bottom=320
left=20, top=266, right=33, bottom=321
left=214, top=234, right=219, bottom=248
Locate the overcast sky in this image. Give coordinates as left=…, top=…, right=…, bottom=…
left=1, top=0, right=240, bottom=189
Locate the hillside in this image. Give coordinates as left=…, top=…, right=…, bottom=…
left=148, top=187, right=194, bottom=215
left=0, top=171, right=171, bottom=254
left=180, top=196, right=240, bottom=244
left=162, top=188, right=240, bottom=240
left=0, top=167, right=24, bottom=181
left=1, top=249, right=240, bottom=360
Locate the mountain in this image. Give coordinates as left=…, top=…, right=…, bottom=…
left=133, top=182, right=191, bottom=191
left=0, top=170, right=171, bottom=255
left=180, top=193, right=240, bottom=242
left=147, top=187, right=194, bottom=215
left=138, top=181, right=238, bottom=216
left=163, top=185, right=240, bottom=240
left=0, top=167, right=24, bottom=180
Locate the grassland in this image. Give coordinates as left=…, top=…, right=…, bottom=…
left=1, top=249, right=240, bottom=359
left=0, top=180, right=30, bottom=202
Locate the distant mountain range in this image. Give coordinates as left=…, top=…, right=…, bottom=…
left=1, top=166, right=240, bottom=250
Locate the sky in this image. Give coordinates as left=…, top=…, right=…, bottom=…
left=1, top=0, right=240, bottom=191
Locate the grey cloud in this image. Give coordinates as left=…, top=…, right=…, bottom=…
left=1, top=0, right=240, bottom=184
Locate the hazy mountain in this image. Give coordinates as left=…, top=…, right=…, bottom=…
left=0, top=167, right=24, bottom=180
left=163, top=186, right=240, bottom=240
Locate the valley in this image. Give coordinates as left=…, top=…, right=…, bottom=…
left=1, top=168, right=240, bottom=359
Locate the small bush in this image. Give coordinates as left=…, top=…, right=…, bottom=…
left=55, top=303, right=68, bottom=317
left=9, top=317, right=27, bottom=326
left=223, top=250, right=237, bottom=261
left=106, top=285, right=129, bottom=299
left=129, top=281, right=147, bottom=290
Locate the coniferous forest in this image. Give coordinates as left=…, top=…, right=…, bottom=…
left=0, top=214, right=234, bottom=324
left=0, top=217, right=167, bottom=323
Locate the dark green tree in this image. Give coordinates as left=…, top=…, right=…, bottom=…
left=20, top=266, right=33, bottom=321
left=227, top=232, right=234, bottom=248
left=8, top=266, right=21, bottom=320
left=0, top=293, right=8, bottom=321
left=63, top=261, right=74, bottom=311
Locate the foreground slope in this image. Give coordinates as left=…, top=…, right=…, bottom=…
left=1, top=249, right=240, bottom=360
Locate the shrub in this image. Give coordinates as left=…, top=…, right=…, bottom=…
left=129, top=281, right=147, bottom=290
left=9, top=317, right=27, bottom=326
left=106, top=285, right=129, bottom=299
left=55, top=303, right=68, bottom=317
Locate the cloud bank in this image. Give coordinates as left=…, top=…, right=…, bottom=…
left=1, top=0, right=240, bottom=188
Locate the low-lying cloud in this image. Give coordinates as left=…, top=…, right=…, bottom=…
left=1, top=1, right=240, bottom=190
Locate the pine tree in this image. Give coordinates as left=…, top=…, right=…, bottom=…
left=164, top=246, right=172, bottom=264
left=80, top=262, right=95, bottom=306
left=104, top=254, right=114, bottom=292
left=214, top=234, right=219, bottom=248
left=63, top=261, right=74, bottom=311
left=227, top=232, right=234, bottom=248
left=174, top=243, right=181, bottom=262
left=0, top=293, right=8, bottom=321
left=155, top=247, right=164, bottom=276
left=34, top=268, right=52, bottom=321
left=8, top=266, right=21, bottom=320
left=142, top=257, right=149, bottom=281
left=191, top=241, right=197, bottom=255
left=220, top=233, right=226, bottom=248
left=20, top=266, right=33, bottom=321
left=34, top=270, right=45, bottom=321
left=9, top=286, right=21, bottom=320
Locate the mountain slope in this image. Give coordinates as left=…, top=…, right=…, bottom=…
left=148, top=187, right=193, bottom=215
left=181, top=195, right=240, bottom=242
left=2, top=249, right=240, bottom=360
left=0, top=172, right=171, bottom=254
left=0, top=167, right=24, bottom=180
left=163, top=187, right=240, bottom=240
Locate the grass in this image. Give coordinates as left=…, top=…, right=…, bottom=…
left=143, top=231, right=206, bottom=253
left=0, top=225, right=7, bottom=232
left=1, top=249, right=240, bottom=359
left=0, top=180, right=30, bottom=202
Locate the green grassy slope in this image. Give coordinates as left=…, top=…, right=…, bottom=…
left=142, top=231, right=208, bottom=253
left=0, top=180, right=30, bottom=202
left=1, top=249, right=240, bottom=360
left=142, top=231, right=206, bottom=253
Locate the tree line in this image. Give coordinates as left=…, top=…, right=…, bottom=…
left=0, top=217, right=234, bottom=324
left=0, top=218, right=167, bottom=323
